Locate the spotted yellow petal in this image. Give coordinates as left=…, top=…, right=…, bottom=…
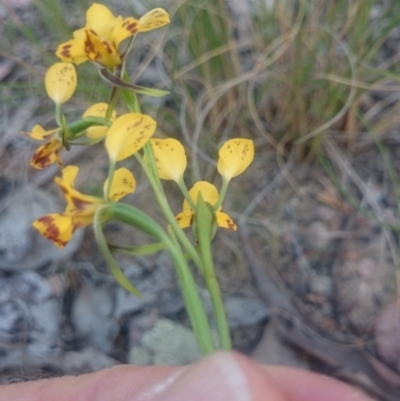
left=85, top=3, right=119, bottom=39
left=112, top=17, right=139, bottom=47
left=216, top=211, right=237, bottom=231
left=56, top=39, right=88, bottom=65
left=217, top=139, right=254, bottom=181
left=84, top=28, right=121, bottom=68
left=82, top=103, right=116, bottom=139
left=105, top=113, right=157, bottom=162
left=33, top=214, right=75, bottom=249
left=150, top=138, right=187, bottom=181
left=175, top=211, right=193, bottom=229
left=26, top=125, right=57, bottom=141
left=45, top=63, right=77, bottom=104
left=104, top=168, right=136, bottom=201
left=138, top=8, right=170, bottom=32
left=55, top=174, right=102, bottom=216
left=31, top=138, right=63, bottom=169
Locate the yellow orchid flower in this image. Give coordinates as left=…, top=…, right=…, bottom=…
left=105, top=113, right=157, bottom=162
left=217, top=138, right=254, bottom=181
left=26, top=125, right=63, bottom=169
left=26, top=64, right=78, bottom=169
left=82, top=103, right=116, bottom=139
left=33, top=166, right=136, bottom=248
left=175, top=181, right=237, bottom=231
left=45, top=63, right=77, bottom=105
left=56, top=4, right=170, bottom=68
left=149, top=138, right=187, bottom=181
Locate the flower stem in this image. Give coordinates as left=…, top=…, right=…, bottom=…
left=135, top=151, right=204, bottom=273
left=104, top=159, right=116, bottom=201
left=109, top=203, right=215, bottom=354
left=196, top=196, right=232, bottom=350
left=213, top=176, right=230, bottom=211
left=177, top=178, right=196, bottom=210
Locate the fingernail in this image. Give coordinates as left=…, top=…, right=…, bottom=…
left=155, top=352, right=251, bottom=401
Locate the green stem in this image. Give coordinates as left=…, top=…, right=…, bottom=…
left=177, top=178, right=196, bottom=210
left=109, top=203, right=215, bottom=354
left=196, top=196, right=232, bottom=350
left=55, top=102, right=62, bottom=127
left=135, top=152, right=204, bottom=273
left=213, top=177, right=230, bottom=211
left=104, top=159, right=116, bottom=201
left=105, top=87, right=120, bottom=123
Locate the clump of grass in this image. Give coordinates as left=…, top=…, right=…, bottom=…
left=153, top=0, right=400, bottom=166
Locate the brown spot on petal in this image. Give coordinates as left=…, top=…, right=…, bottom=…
left=226, top=219, right=236, bottom=230
left=85, top=38, right=96, bottom=58
left=126, top=22, right=138, bottom=33
left=60, top=44, right=73, bottom=58
left=31, top=142, right=61, bottom=169
left=102, top=39, right=113, bottom=55
left=38, top=216, right=67, bottom=248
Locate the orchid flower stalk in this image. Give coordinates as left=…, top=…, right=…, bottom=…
left=27, top=2, right=255, bottom=356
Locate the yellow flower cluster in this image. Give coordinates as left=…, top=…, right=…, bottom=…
left=149, top=138, right=254, bottom=231
left=27, top=3, right=255, bottom=249
left=56, top=4, right=169, bottom=68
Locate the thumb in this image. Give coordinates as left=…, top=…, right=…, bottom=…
left=152, top=351, right=287, bottom=401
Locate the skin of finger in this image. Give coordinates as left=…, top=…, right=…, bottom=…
left=0, top=365, right=183, bottom=401
left=0, top=353, right=374, bottom=401
left=154, top=351, right=288, bottom=401
left=266, top=366, right=375, bottom=401
left=0, top=352, right=288, bottom=401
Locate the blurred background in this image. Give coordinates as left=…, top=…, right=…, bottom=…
left=1, top=1, right=400, bottom=399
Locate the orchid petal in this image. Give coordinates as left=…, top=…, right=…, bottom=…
left=105, top=113, right=157, bottom=162
left=85, top=3, right=118, bottom=38
left=217, top=138, right=254, bottom=181
left=105, top=167, right=136, bottom=201
left=30, top=138, right=63, bottom=169
left=150, top=138, right=187, bottom=181
left=56, top=39, right=88, bottom=65
left=215, top=211, right=237, bottom=231
left=33, top=214, right=75, bottom=249
left=175, top=211, right=193, bottom=229
left=138, top=8, right=170, bottom=32
left=26, top=125, right=58, bottom=141
left=112, top=17, right=139, bottom=47
left=45, top=63, right=77, bottom=104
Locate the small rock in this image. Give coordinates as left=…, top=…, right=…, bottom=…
left=0, top=271, right=61, bottom=354
left=307, top=221, right=332, bottom=249
left=335, top=256, right=392, bottom=333
left=129, top=319, right=201, bottom=366
left=308, top=275, right=332, bottom=298
left=201, top=291, right=268, bottom=328
left=71, top=283, right=118, bottom=353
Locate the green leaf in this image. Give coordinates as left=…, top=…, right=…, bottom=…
left=94, top=206, right=142, bottom=298
left=108, top=242, right=167, bottom=256
left=194, top=193, right=215, bottom=243
left=99, top=67, right=169, bottom=97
